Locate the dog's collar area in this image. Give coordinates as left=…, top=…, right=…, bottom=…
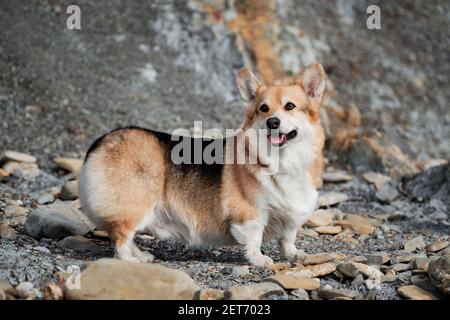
left=267, top=129, right=297, bottom=147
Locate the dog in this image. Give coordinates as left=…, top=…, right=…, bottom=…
left=79, top=62, right=326, bottom=266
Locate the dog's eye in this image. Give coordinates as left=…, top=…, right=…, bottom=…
left=285, top=102, right=296, bottom=111
left=259, top=104, right=269, bottom=112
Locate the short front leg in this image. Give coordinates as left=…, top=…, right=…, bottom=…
left=279, top=227, right=303, bottom=262
left=230, top=219, right=273, bottom=267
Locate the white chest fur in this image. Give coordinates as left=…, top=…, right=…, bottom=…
left=257, top=163, right=318, bottom=239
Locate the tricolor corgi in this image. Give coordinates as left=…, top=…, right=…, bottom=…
left=79, top=62, right=326, bottom=266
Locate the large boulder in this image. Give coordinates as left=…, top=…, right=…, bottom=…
left=64, top=259, right=200, bottom=300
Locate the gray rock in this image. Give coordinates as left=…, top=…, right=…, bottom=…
left=37, top=193, right=55, bottom=205
left=58, top=235, right=102, bottom=254
left=428, top=255, right=450, bottom=296
left=376, top=183, right=400, bottom=204
left=33, top=246, right=51, bottom=254
left=60, top=180, right=79, bottom=200
left=290, top=288, right=309, bottom=300
left=24, top=200, right=94, bottom=240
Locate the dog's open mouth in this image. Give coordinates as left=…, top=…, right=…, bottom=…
left=267, top=129, right=297, bottom=147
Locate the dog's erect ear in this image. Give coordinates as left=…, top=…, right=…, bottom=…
left=302, top=62, right=326, bottom=99
left=236, top=68, right=261, bottom=103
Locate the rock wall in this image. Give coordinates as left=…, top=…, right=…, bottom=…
left=0, top=0, right=448, bottom=174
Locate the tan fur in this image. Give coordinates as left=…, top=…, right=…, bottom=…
left=79, top=62, right=326, bottom=265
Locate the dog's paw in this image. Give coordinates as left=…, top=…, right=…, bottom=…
left=281, top=249, right=307, bottom=263
left=248, top=254, right=274, bottom=267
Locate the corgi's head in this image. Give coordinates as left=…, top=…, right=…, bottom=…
left=236, top=62, right=326, bottom=149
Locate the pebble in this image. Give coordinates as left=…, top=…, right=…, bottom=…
left=60, top=180, right=79, bottom=200
left=24, top=200, right=95, bottom=240
left=362, top=172, right=391, bottom=190
left=0, top=223, right=17, bottom=240
left=364, top=252, right=390, bottom=265
left=268, top=262, right=291, bottom=272
left=375, top=183, right=400, bottom=203
left=317, top=192, right=348, bottom=207
left=33, top=246, right=51, bottom=254
left=302, top=253, right=345, bottom=265
left=389, top=263, right=410, bottom=272
left=290, top=288, right=309, bottom=300
left=2, top=162, right=41, bottom=180
left=225, top=282, right=285, bottom=300
left=58, top=235, right=103, bottom=254
left=53, top=157, right=83, bottom=173
left=322, top=171, right=353, bottom=183
left=65, top=258, right=199, bottom=299
left=410, top=275, right=439, bottom=294
left=220, top=266, right=250, bottom=277
left=404, top=236, right=426, bottom=253
left=37, top=193, right=55, bottom=205
left=195, top=288, right=224, bottom=300
left=318, top=288, right=360, bottom=300
left=382, top=270, right=397, bottom=283
left=314, top=226, right=342, bottom=235
left=335, top=214, right=378, bottom=235
left=266, top=275, right=320, bottom=290
left=413, top=257, right=430, bottom=270
left=337, top=262, right=383, bottom=279
left=305, top=209, right=334, bottom=227
left=283, top=262, right=337, bottom=278
left=426, top=240, right=449, bottom=253
left=351, top=274, right=365, bottom=286
left=397, top=285, right=438, bottom=300
left=0, top=151, right=36, bottom=163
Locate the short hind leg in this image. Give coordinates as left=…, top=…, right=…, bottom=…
left=111, top=213, right=155, bottom=263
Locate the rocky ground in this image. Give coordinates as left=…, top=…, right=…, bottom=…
left=1, top=0, right=449, bottom=301
left=0, top=152, right=448, bottom=300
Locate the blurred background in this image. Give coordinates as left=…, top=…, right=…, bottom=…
left=1, top=0, right=449, bottom=174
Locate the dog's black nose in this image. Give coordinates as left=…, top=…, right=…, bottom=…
left=266, top=117, right=280, bottom=130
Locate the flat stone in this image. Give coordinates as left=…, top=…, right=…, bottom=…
left=335, top=214, right=378, bottom=235
left=305, top=209, right=334, bottom=227
left=428, top=255, right=450, bottom=296
left=390, top=263, right=411, bottom=272
left=298, top=228, right=319, bottom=237
left=53, top=157, right=83, bottom=173
left=65, top=259, right=199, bottom=299
left=397, top=285, right=438, bottom=300
left=397, top=253, right=427, bottom=263
left=3, top=162, right=40, bottom=180
left=225, top=282, right=285, bottom=300
left=0, top=223, right=17, bottom=240
left=337, top=262, right=383, bottom=279
left=268, top=262, right=291, bottom=272
left=266, top=275, right=320, bottom=290
left=317, top=192, right=348, bottom=207
left=283, top=262, right=337, bottom=278
left=426, top=240, right=449, bottom=253
left=24, top=200, right=95, bottom=240
left=322, top=171, right=353, bottom=183
left=195, top=288, right=224, bottom=300
left=303, top=253, right=345, bottom=265
left=318, top=288, right=360, bottom=300
left=60, top=180, right=79, bottom=200
left=364, top=252, right=390, bottom=265
left=362, top=172, right=391, bottom=190
left=1, top=150, right=36, bottom=163
left=92, top=230, right=109, bottom=239
left=314, top=226, right=342, bottom=235
left=58, top=235, right=103, bottom=254
left=404, top=236, right=426, bottom=253
left=382, top=270, right=397, bottom=283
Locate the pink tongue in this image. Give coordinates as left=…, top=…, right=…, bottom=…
left=270, top=134, right=287, bottom=144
